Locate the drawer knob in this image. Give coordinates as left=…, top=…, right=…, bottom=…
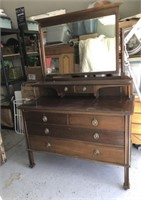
left=92, top=118, right=98, bottom=126
left=46, top=143, right=51, bottom=148
left=93, top=133, right=99, bottom=140
left=42, top=115, right=48, bottom=122
left=64, top=87, right=68, bottom=92
left=44, top=128, right=49, bottom=135
left=93, top=149, right=100, bottom=156
left=83, top=87, right=87, bottom=92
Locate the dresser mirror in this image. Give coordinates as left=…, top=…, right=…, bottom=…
left=38, top=3, right=120, bottom=77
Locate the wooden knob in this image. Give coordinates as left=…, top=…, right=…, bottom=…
left=83, top=86, right=87, bottom=92
left=46, top=143, right=51, bottom=148
left=44, top=128, right=49, bottom=135
left=93, top=149, right=100, bottom=156
left=92, top=118, right=98, bottom=126
left=64, top=87, right=68, bottom=92
left=93, top=133, right=99, bottom=140
left=42, top=115, right=48, bottom=122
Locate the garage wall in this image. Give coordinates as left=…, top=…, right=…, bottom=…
left=1, top=0, right=141, bottom=28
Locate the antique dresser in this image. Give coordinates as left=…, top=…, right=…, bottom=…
left=20, top=2, right=134, bottom=189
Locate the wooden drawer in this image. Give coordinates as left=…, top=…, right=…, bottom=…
left=74, top=86, right=94, bottom=94
left=69, top=114, right=124, bottom=131
left=24, top=111, right=67, bottom=124
left=29, top=135, right=124, bottom=165
left=55, top=85, right=74, bottom=94
left=26, top=123, right=124, bottom=146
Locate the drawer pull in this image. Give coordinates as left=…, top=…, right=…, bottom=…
left=93, top=149, right=100, bottom=156
left=93, top=133, right=99, bottom=140
left=83, top=87, right=87, bottom=92
left=92, top=118, right=98, bottom=126
left=44, top=128, right=49, bottom=135
left=42, top=115, right=48, bottom=122
left=46, top=143, right=51, bottom=148
left=64, top=87, right=68, bottom=92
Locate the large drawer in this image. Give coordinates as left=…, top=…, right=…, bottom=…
left=69, top=114, right=124, bottom=131
left=24, top=111, right=67, bottom=124
left=26, top=123, right=124, bottom=146
left=29, top=135, right=124, bottom=165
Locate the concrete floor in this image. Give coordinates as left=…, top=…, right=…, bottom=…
left=0, top=130, right=141, bottom=200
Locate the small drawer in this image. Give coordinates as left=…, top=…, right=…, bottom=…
left=26, top=123, right=124, bottom=146
left=75, top=86, right=94, bottom=94
left=24, top=111, right=67, bottom=125
left=56, top=86, right=74, bottom=94
left=29, top=136, right=124, bottom=165
left=69, top=114, right=124, bottom=131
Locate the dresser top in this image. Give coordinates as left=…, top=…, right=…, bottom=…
left=20, top=96, right=134, bottom=115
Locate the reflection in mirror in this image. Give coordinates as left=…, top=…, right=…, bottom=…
left=44, top=14, right=116, bottom=74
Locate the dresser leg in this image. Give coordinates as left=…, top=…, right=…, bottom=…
left=123, top=166, right=130, bottom=189
left=27, top=149, right=35, bottom=168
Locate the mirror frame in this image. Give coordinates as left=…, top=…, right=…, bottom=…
left=37, top=2, right=121, bottom=77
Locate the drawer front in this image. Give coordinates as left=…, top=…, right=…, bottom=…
left=24, top=111, right=67, bottom=124
left=26, top=123, right=124, bottom=146
left=69, top=114, right=124, bottom=131
left=56, top=86, right=74, bottom=94
left=29, top=136, right=124, bottom=165
left=75, top=86, right=94, bottom=94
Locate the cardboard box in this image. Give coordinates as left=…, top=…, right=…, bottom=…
left=0, top=16, right=12, bottom=29
left=1, top=108, right=13, bottom=128
left=21, top=82, right=40, bottom=99
left=26, top=67, right=43, bottom=82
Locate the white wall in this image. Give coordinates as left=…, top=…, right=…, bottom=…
left=1, top=0, right=141, bottom=28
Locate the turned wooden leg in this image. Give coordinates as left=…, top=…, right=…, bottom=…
left=27, top=149, right=35, bottom=168
left=123, top=166, right=130, bottom=189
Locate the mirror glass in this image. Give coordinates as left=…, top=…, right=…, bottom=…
left=43, top=14, right=116, bottom=75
